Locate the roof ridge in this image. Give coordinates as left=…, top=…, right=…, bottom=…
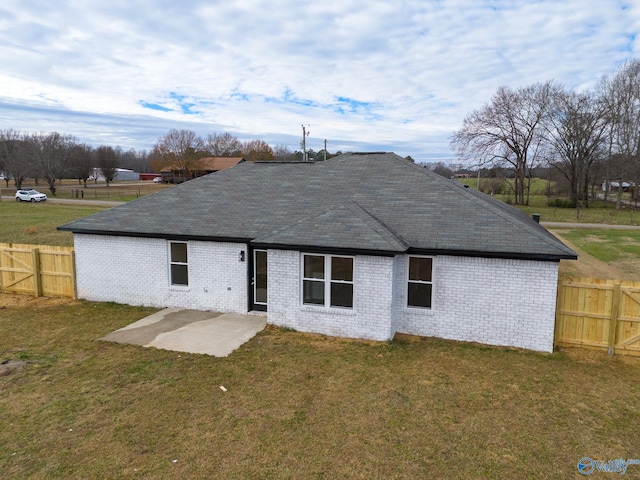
left=345, top=200, right=409, bottom=250
left=254, top=201, right=408, bottom=252
left=458, top=188, right=576, bottom=256
left=401, top=162, right=575, bottom=257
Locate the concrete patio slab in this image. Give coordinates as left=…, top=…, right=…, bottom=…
left=100, top=309, right=266, bottom=357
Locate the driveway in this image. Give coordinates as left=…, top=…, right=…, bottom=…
left=100, top=308, right=267, bottom=357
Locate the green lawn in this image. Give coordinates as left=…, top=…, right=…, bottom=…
left=0, top=202, right=104, bottom=246
left=1, top=296, right=639, bottom=479
left=553, top=229, right=640, bottom=263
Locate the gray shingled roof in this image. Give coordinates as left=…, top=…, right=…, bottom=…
left=59, top=152, right=577, bottom=260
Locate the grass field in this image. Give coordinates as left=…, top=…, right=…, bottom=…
left=1, top=295, right=639, bottom=479
left=556, top=229, right=640, bottom=263
left=550, top=228, right=640, bottom=281
left=1, top=184, right=640, bottom=477
left=0, top=202, right=105, bottom=246
left=0, top=200, right=104, bottom=247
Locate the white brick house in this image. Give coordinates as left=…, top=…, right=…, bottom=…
left=61, top=153, right=576, bottom=352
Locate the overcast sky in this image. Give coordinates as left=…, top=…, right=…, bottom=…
left=1, top=1, right=639, bottom=162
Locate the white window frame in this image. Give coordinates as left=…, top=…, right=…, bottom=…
left=301, top=254, right=354, bottom=309
left=169, top=241, right=189, bottom=287
left=406, top=255, right=434, bottom=309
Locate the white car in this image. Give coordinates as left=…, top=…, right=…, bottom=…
left=15, top=189, right=47, bottom=202
left=153, top=177, right=162, bottom=183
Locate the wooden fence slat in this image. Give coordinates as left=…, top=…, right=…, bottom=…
left=32, top=247, right=41, bottom=297
left=608, top=282, right=621, bottom=355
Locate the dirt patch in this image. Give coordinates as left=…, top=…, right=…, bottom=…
left=0, top=360, right=29, bottom=376
left=0, top=293, right=76, bottom=308
left=582, top=235, right=608, bottom=243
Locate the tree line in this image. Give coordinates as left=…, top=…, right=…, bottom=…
left=0, top=130, right=148, bottom=193
left=0, top=128, right=330, bottom=195
left=451, top=59, right=640, bottom=209
left=149, top=129, right=339, bottom=173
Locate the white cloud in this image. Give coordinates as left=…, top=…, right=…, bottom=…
left=0, top=0, right=638, bottom=161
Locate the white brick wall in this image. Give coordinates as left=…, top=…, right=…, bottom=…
left=394, top=255, right=559, bottom=352
left=267, top=250, right=395, bottom=341
left=74, top=234, right=248, bottom=313
left=74, top=234, right=559, bottom=351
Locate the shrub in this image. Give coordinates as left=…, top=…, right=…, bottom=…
left=548, top=198, right=576, bottom=208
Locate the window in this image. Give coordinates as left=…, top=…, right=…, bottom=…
left=303, top=254, right=354, bottom=308
left=407, top=256, right=433, bottom=308
left=169, top=241, right=188, bottom=286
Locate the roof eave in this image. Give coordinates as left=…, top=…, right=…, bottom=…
left=59, top=228, right=577, bottom=261
left=58, top=228, right=252, bottom=245
left=250, top=242, right=402, bottom=257
left=407, top=247, right=577, bottom=262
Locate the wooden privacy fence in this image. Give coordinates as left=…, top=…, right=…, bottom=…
left=555, top=276, right=640, bottom=357
left=1, top=248, right=639, bottom=357
left=0, top=243, right=76, bottom=298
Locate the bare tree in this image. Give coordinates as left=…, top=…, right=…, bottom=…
left=205, top=132, right=242, bottom=157
left=544, top=90, right=609, bottom=207
left=95, top=145, right=118, bottom=187
left=451, top=81, right=560, bottom=205
left=273, top=144, right=296, bottom=161
left=67, top=143, right=94, bottom=187
left=117, top=148, right=143, bottom=171
left=153, top=129, right=205, bottom=175
left=427, top=161, right=454, bottom=178
left=29, top=132, right=76, bottom=195
left=0, top=129, right=30, bottom=189
left=242, top=139, right=275, bottom=161
left=599, top=60, right=640, bottom=206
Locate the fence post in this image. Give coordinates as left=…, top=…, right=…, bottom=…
left=70, top=249, right=77, bottom=299
left=554, top=276, right=566, bottom=347
left=608, top=282, right=621, bottom=356
left=31, top=247, right=42, bottom=297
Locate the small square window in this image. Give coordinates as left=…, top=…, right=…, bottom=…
left=408, top=283, right=432, bottom=308
left=303, top=280, right=325, bottom=305
left=409, top=257, right=432, bottom=282
left=304, top=255, right=324, bottom=279
left=170, top=242, right=187, bottom=264
left=330, top=282, right=353, bottom=308
left=331, top=257, right=353, bottom=282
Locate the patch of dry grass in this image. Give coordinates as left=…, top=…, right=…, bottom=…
left=1, top=295, right=639, bottom=478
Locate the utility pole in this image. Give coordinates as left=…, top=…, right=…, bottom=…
left=324, top=139, right=327, bottom=161
left=302, top=125, right=310, bottom=161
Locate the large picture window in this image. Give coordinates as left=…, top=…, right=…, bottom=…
left=169, top=241, right=188, bottom=286
left=407, top=256, right=432, bottom=308
left=303, top=254, right=354, bottom=308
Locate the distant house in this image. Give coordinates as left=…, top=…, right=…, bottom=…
left=602, top=181, right=633, bottom=192
left=59, top=152, right=576, bottom=352
left=89, top=168, right=139, bottom=182
left=160, top=156, right=245, bottom=183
